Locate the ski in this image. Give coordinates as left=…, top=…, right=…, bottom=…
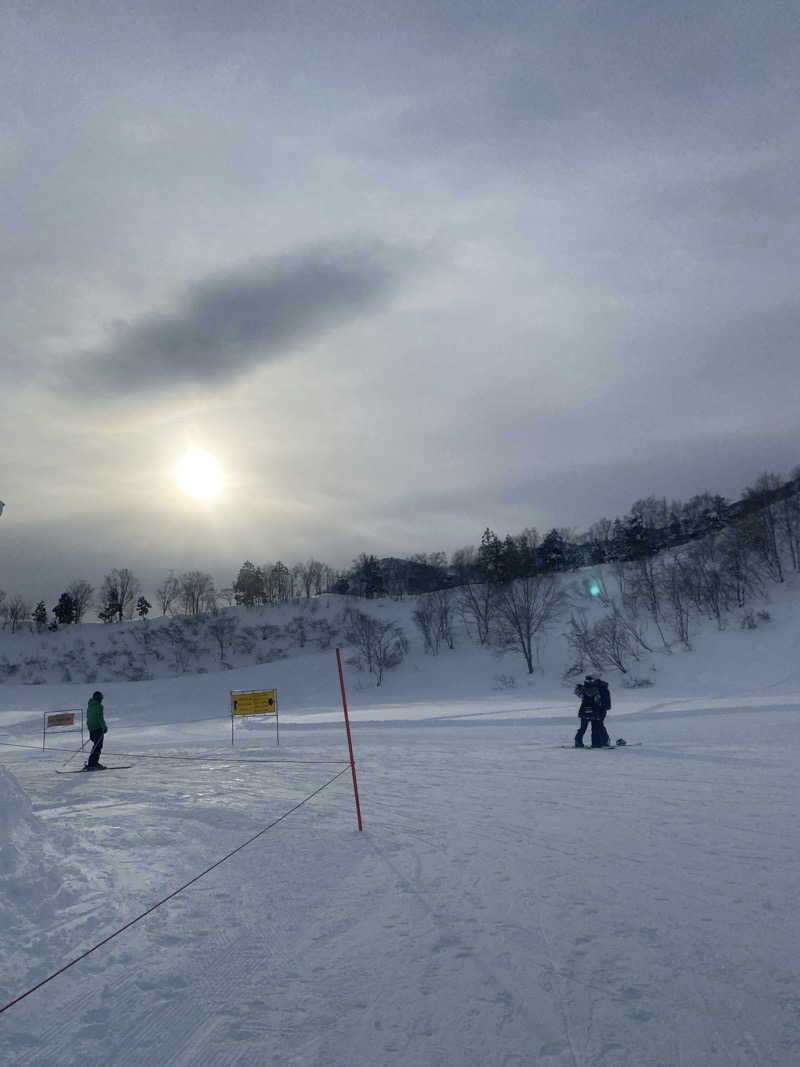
left=56, top=765, right=134, bottom=773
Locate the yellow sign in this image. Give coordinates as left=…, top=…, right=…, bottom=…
left=47, top=712, right=75, bottom=728
left=231, top=689, right=277, bottom=717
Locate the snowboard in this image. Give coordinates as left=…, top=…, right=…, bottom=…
left=56, top=765, right=134, bottom=774
left=560, top=742, right=641, bottom=750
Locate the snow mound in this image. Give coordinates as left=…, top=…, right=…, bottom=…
left=0, top=767, right=84, bottom=951
left=0, top=766, right=44, bottom=876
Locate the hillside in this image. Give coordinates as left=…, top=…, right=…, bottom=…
left=1, top=566, right=799, bottom=726
left=1, top=568, right=799, bottom=1065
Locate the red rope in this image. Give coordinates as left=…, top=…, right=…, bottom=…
left=0, top=766, right=351, bottom=1016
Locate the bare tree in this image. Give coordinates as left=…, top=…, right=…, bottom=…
left=206, top=614, right=238, bottom=661
left=414, top=588, right=456, bottom=655
left=612, top=599, right=652, bottom=658
left=413, top=594, right=439, bottom=655
left=776, top=486, right=800, bottom=572
left=265, top=561, right=293, bottom=603
left=161, top=619, right=193, bottom=674
left=433, top=588, right=455, bottom=649
left=344, top=609, right=408, bottom=685
left=567, top=602, right=641, bottom=675
left=450, top=545, right=478, bottom=586
left=718, top=526, right=765, bottom=608
left=5, top=594, right=29, bottom=633
left=317, top=563, right=334, bottom=595
left=66, top=580, right=93, bottom=623
left=179, top=571, right=217, bottom=615
left=683, top=536, right=731, bottom=630
left=565, top=610, right=605, bottom=676
left=286, top=616, right=308, bottom=647
left=661, top=553, right=692, bottom=650
left=456, top=582, right=496, bottom=646
left=296, top=558, right=328, bottom=598
left=99, top=568, right=141, bottom=622
left=742, top=472, right=784, bottom=583
left=156, top=572, right=181, bottom=616
left=494, top=574, right=567, bottom=674
left=630, top=558, right=669, bottom=650
left=592, top=610, right=635, bottom=674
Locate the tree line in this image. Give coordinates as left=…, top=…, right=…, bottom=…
left=1, top=467, right=798, bottom=635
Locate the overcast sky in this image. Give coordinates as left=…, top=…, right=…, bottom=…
left=2, top=0, right=799, bottom=602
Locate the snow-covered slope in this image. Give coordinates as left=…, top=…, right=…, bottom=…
left=2, top=572, right=800, bottom=720
left=1, top=575, right=799, bottom=1065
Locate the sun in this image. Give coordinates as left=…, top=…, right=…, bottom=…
left=177, top=449, right=223, bottom=500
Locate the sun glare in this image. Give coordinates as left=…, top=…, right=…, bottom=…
left=177, top=449, right=223, bottom=500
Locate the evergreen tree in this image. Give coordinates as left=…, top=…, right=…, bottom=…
left=539, top=529, right=569, bottom=572
left=233, top=561, right=266, bottom=606
left=98, top=591, right=122, bottom=623
left=477, top=528, right=504, bottom=584
left=53, top=592, right=78, bottom=625
left=351, top=554, right=385, bottom=598
left=33, top=601, right=48, bottom=632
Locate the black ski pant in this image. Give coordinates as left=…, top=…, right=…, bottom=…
left=575, top=715, right=609, bottom=748
left=87, top=728, right=105, bottom=767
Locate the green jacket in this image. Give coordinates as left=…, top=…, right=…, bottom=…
left=87, top=697, right=107, bottom=732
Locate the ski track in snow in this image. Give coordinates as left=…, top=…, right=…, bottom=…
left=2, top=705, right=800, bottom=1066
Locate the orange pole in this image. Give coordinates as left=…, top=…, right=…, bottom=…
left=336, top=648, right=363, bottom=831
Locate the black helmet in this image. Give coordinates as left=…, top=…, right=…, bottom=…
left=92, top=691, right=103, bottom=701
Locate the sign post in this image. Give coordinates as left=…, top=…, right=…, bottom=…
left=43, top=710, right=84, bottom=751
left=230, top=689, right=278, bottom=746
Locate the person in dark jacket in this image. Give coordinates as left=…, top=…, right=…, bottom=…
left=574, top=675, right=611, bottom=748
left=85, top=691, right=107, bottom=770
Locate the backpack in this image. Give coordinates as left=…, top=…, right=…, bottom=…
left=597, top=679, right=611, bottom=711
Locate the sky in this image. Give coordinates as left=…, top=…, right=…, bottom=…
left=2, top=0, right=799, bottom=602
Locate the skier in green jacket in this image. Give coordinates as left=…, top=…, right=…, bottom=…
left=85, top=691, right=107, bottom=770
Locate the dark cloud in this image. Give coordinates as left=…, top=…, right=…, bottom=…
left=66, top=241, right=412, bottom=395
left=383, top=424, right=800, bottom=540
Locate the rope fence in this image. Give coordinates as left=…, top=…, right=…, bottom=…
left=0, top=739, right=349, bottom=765
left=0, top=647, right=364, bottom=1015
left=0, top=766, right=351, bottom=1017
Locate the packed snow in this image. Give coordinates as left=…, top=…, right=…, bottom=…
left=1, top=582, right=800, bottom=1066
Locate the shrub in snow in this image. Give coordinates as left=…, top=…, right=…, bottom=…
left=306, top=617, right=339, bottom=650
left=344, top=608, right=408, bottom=686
